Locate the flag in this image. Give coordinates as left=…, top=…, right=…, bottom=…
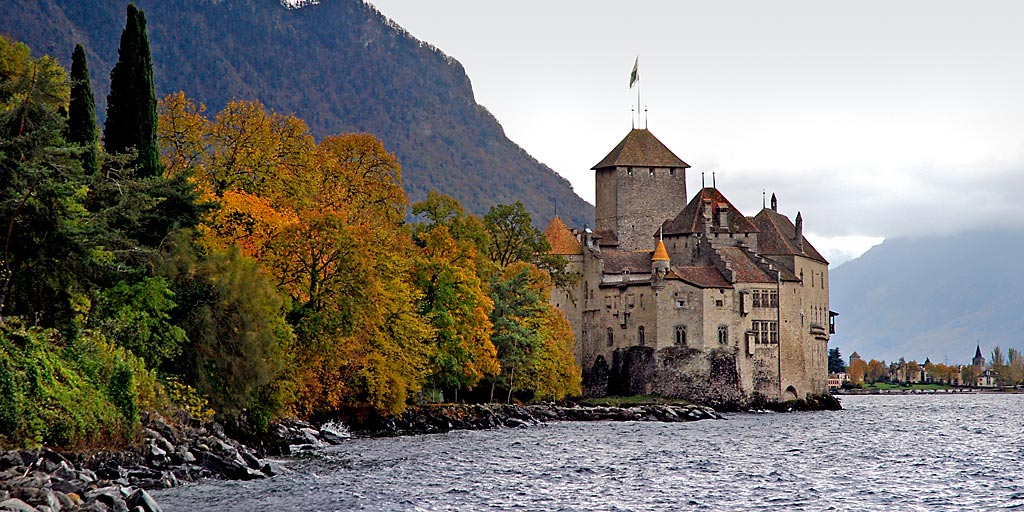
left=629, top=57, right=639, bottom=88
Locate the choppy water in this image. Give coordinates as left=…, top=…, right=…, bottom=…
left=154, top=394, right=1024, bottom=511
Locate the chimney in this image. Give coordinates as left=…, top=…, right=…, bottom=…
left=794, top=212, right=804, bottom=251
left=702, top=198, right=713, bottom=236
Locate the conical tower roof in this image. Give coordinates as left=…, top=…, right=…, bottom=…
left=592, top=128, right=690, bottom=170
left=544, top=216, right=583, bottom=255
left=652, top=239, right=670, bottom=261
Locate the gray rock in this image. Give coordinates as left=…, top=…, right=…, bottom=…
left=146, top=445, right=166, bottom=460
left=126, top=489, right=161, bottom=512
left=55, top=492, right=76, bottom=510
left=0, top=498, right=39, bottom=512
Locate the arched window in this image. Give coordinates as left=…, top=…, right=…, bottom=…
left=607, top=327, right=614, bottom=347
left=638, top=326, right=646, bottom=346
left=718, top=325, right=729, bottom=346
left=674, top=325, right=687, bottom=346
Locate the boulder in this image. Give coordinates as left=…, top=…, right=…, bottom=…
left=0, top=498, right=37, bottom=512
left=126, top=489, right=162, bottom=512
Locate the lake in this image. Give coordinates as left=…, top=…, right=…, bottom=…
left=154, top=394, right=1024, bottom=511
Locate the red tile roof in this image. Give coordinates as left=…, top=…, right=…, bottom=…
left=592, top=129, right=690, bottom=170
left=662, top=187, right=759, bottom=236
left=544, top=216, right=583, bottom=255
left=670, top=266, right=732, bottom=289
left=750, top=208, right=828, bottom=264
left=602, top=250, right=653, bottom=274
left=717, top=247, right=775, bottom=284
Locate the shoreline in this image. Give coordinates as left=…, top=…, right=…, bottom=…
left=0, top=396, right=838, bottom=511
left=833, top=387, right=1024, bottom=395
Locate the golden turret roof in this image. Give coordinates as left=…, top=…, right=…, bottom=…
left=652, top=239, right=670, bottom=261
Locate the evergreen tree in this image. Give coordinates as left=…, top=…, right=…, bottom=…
left=104, top=3, right=162, bottom=177
left=828, top=347, right=846, bottom=374
left=68, top=43, right=98, bottom=175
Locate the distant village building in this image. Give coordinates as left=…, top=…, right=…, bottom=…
left=546, top=128, right=833, bottom=404
left=827, top=373, right=848, bottom=391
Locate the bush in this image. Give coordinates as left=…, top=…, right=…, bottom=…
left=0, top=325, right=160, bottom=450
left=108, top=361, right=139, bottom=425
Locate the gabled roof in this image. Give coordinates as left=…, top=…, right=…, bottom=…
left=601, top=250, right=653, bottom=274
left=670, top=266, right=732, bottom=289
left=751, top=208, right=828, bottom=264
left=717, top=247, right=775, bottom=284
left=544, top=216, right=583, bottom=255
left=662, top=187, right=759, bottom=236
left=592, top=129, right=690, bottom=170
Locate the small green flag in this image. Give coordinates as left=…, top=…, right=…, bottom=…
left=629, top=57, right=639, bottom=88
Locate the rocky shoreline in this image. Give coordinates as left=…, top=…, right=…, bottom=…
left=1, top=398, right=841, bottom=511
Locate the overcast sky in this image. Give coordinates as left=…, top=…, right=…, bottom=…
left=365, top=0, right=1024, bottom=266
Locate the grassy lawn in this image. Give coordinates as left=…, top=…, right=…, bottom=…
left=861, top=382, right=952, bottom=391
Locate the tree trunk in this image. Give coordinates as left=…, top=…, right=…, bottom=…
left=506, top=366, right=515, bottom=404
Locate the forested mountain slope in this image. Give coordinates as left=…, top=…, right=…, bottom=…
left=0, top=0, right=593, bottom=227
left=829, top=229, right=1024, bottom=363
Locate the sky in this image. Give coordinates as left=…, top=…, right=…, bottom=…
left=363, top=0, right=1024, bottom=266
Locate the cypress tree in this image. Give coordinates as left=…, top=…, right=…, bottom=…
left=68, top=43, right=99, bottom=175
left=104, top=3, right=162, bottom=177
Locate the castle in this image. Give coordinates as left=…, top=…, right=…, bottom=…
left=546, top=128, right=833, bottom=404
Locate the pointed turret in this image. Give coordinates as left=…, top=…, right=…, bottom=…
left=794, top=212, right=804, bottom=251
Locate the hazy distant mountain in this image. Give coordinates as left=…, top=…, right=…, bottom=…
left=0, top=0, right=593, bottom=228
left=829, top=229, right=1024, bottom=364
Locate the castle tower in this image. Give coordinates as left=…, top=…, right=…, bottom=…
left=592, top=129, right=689, bottom=251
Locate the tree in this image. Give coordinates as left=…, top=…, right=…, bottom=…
left=828, top=347, right=846, bottom=374
left=1007, top=348, right=1024, bottom=386
left=0, top=35, right=88, bottom=325
left=484, top=202, right=550, bottom=267
left=158, top=240, right=295, bottom=426
left=68, top=44, right=98, bottom=175
left=413, top=224, right=499, bottom=396
left=866, top=359, right=887, bottom=383
left=905, top=360, right=921, bottom=383
left=488, top=264, right=544, bottom=401
left=960, top=364, right=980, bottom=387
left=990, top=346, right=1008, bottom=386
left=104, top=4, right=162, bottom=177
left=847, top=359, right=867, bottom=385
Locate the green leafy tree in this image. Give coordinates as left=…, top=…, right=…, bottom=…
left=92, top=276, right=187, bottom=368
left=484, top=202, right=549, bottom=267
left=68, top=43, right=98, bottom=175
left=104, top=4, right=162, bottom=178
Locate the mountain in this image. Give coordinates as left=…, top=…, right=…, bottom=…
left=0, top=0, right=593, bottom=228
left=829, top=229, right=1024, bottom=364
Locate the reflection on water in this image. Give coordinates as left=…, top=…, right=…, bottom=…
left=155, top=394, right=1024, bottom=511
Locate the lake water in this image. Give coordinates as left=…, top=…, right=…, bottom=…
left=154, top=394, right=1024, bottom=511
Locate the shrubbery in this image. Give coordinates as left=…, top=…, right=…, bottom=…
left=0, top=324, right=164, bottom=450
